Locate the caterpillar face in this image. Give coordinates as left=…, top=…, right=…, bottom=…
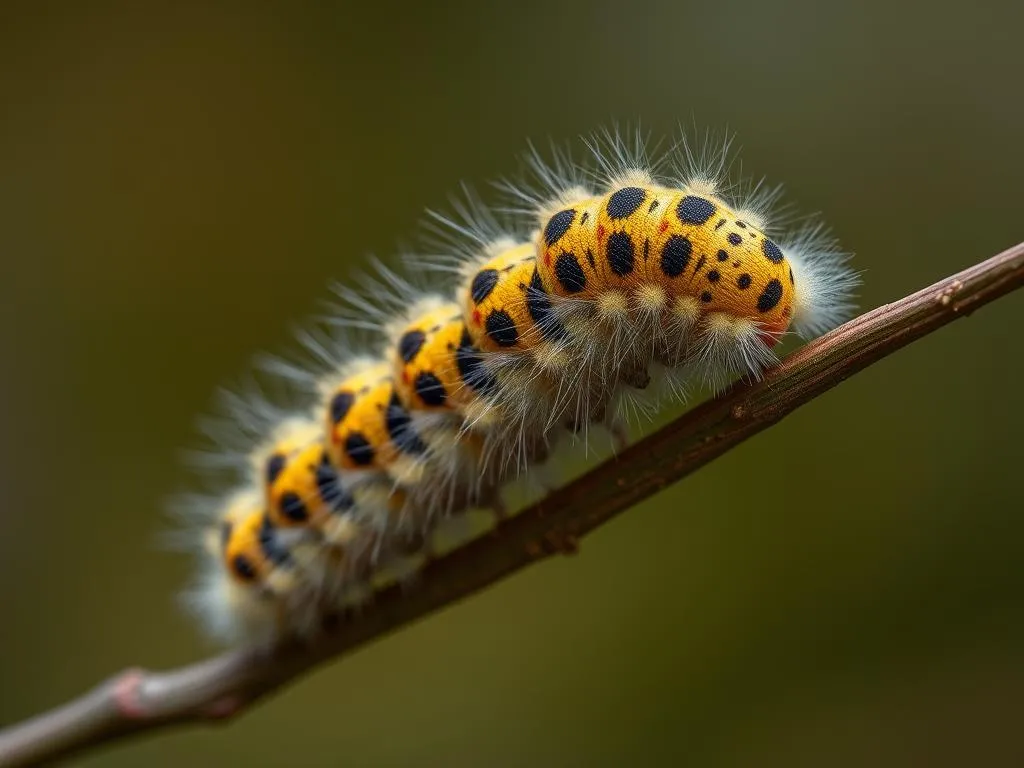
left=324, top=360, right=428, bottom=472
left=537, top=185, right=797, bottom=341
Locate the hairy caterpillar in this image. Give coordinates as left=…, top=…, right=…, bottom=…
left=171, top=126, right=859, bottom=645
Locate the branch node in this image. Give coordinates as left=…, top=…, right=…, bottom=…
left=558, top=534, right=580, bottom=556
left=540, top=529, right=581, bottom=556
left=111, top=669, right=148, bottom=720
left=936, top=278, right=965, bottom=307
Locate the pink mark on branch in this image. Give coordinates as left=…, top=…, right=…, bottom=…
left=112, top=670, right=147, bottom=719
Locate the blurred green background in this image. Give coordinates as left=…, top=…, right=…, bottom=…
left=2, top=1, right=1024, bottom=765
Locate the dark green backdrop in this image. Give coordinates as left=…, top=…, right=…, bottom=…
left=2, top=1, right=1023, bottom=765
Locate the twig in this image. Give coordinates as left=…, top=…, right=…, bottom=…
left=2, top=241, right=1023, bottom=768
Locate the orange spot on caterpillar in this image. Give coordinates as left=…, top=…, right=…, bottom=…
left=659, top=221, right=669, bottom=234
left=472, top=309, right=481, bottom=325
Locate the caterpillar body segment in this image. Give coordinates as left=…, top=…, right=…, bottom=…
left=518, top=130, right=857, bottom=404
left=454, top=238, right=623, bottom=467
left=532, top=184, right=789, bottom=394
left=265, top=437, right=356, bottom=543
left=389, top=299, right=479, bottom=415
left=184, top=489, right=324, bottom=645
left=322, top=359, right=426, bottom=476
left=539, top=185, right=794, bottom=335
left=318, top=353, right=475, bottom=524
left=386, top=298, right=509, bottom=505
left=259, top=420, right=404, bottom=563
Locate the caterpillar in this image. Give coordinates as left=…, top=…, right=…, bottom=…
left=171, top=126, right=859, bottom=646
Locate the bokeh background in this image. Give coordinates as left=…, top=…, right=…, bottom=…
left=2, top=1, right=1024, bottom=766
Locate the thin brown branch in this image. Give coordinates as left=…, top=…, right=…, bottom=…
left=3, top=241, right=1023, bottom=768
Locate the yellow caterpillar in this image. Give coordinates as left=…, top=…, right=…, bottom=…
left=173, top=127, right=858, bottom=645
